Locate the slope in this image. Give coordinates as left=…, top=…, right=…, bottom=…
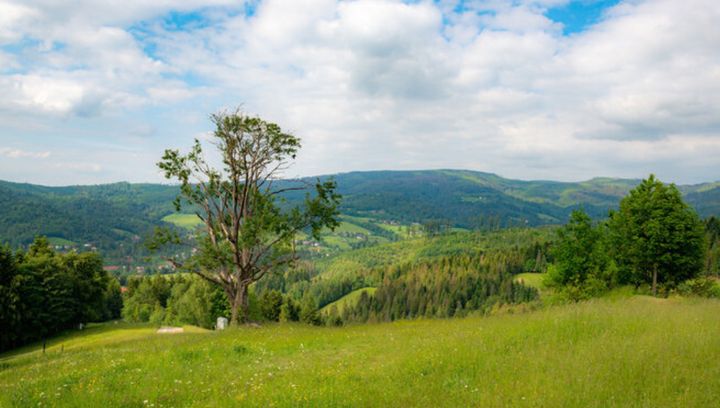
left=2, top=296, right=719, bottom=407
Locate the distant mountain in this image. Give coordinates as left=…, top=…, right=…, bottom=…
left=1, top=170, right=718, bottom=257
left=314, top=170, right=719, bottom=228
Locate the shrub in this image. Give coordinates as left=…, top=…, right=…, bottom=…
left=677, top=277, right=720, bottom=298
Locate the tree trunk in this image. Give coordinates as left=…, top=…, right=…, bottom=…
left=229, top=283, right=249, bottom=326
left=652, top=264, right=658, bottom=297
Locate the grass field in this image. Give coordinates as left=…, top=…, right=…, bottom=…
left=320, top=287, right=377, bottom=314
left=514, top=272, right=544, bottom=289
left=2, top=296, right=720, bottom=407
left=162, top=213, right=203, bottom=230
left=46, top=237, right=76, bottom=246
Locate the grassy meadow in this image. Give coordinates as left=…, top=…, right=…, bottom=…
left=2, top=295, right=720, bottom=407
left=319, top=287, right=377, bottom=315
left=161, top=214, right=203, bottom=230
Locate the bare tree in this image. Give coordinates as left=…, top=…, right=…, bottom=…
left=154, top=109, right=340, bottom=325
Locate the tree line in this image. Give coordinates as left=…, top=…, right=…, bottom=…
left=121, top=274, right=326, bottom=328
left=549, top=175, right=716, bottom=299
left=0, top=237, right=122, bottom=352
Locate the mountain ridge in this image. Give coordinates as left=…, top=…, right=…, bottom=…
left=1, top=170, right=718, bottom=260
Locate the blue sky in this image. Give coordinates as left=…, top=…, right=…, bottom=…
left=0, top=0, right=719, bottom=185
left=546, top=0, right=621, bottom=34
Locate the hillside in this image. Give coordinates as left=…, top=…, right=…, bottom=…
left=1, top=171, right=718, bottom=264
left=257, top=228, right=552, bottom=309
left=327, top=170, right=719, bottom=226
left=2, top=296, right=719, bottom=407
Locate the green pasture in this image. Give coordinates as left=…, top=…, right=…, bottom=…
left=2, top=296, right=719, bottom=407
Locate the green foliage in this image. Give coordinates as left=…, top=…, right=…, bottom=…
left=279, top=296, right=300, bottom=322
left=122, top=274, right=229, bottom=329
left=288, top=228, right=551, bottom=311
left=341, top=254, right=538, bottom=323
left=548, top=176, right=709, bottom=299
left=0, top=237, right=120, bottom=352
left=608, top=175, right=705, bottom=294
left=0, top=181, right=179, bottom=265
left=2, top=170, right=718, bottom=268
left=548, top=210, right=616, bottom=300
left=677, top=277, right=720, bottom=298
left=156, top=109, right=341, bottom=324
left=299, top=294, right=322, bottom=326
left=704, top=216, right=720, bottom=275
left=259, top=290, right=283, bottom=322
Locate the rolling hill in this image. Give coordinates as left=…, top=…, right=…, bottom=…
left=1, top=170, right=718, bottom=263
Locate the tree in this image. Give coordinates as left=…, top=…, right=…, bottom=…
left=1, top=237, right=118, bottom=352
left=608, top=175, right=705, bottom=296
left=0, top=245, right=19, bottom=350
left=155, top=109, right=340, bottom=325
left=299, top=294, right=321, bottom=325
left=279, top=296, right=300, bottom=322
left=259, top=289, right=283, bottom=321
left=705, top=217, right=720, bottom=275
left=547, top=210, right=615, bottom=298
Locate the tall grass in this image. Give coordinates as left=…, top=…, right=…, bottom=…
left=2, top=296, right=719, bottom=407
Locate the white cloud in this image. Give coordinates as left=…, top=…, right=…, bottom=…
left=0, top=0, right=719, bottom=185
left=0, top=147, right=51, bottom=159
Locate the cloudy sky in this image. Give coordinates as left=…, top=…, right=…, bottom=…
left=0, top=0, right=719, bottom=185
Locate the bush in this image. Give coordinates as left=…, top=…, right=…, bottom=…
left=149, top=303, right=166, bottom=326
left=677, top=277, right=720, bottom=298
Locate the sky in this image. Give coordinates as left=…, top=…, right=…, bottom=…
left=0, top=0, right=719, bottom=186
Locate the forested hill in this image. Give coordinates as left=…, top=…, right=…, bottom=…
left=1, top=170, right=719, bottom=252
left=0, top=181, right=178, bottom=258
left=318, top=170, right=720, bottom=227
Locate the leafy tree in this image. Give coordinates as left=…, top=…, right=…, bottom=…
left=103, top=278, right=123, bottom=320
left=259, top=290, right=283, bottom=322
left=550, top=210, right=599, bottom=285
left=0, top=237, right=119, bottom=352
left=548, top=210, right=615, bottom=299
left=608, top=175, right=705, bottom=296
left=155, top=109, right=340, bottom=325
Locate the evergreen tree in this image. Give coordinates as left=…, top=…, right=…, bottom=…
left=299, top=294, right=321, bottom=325
left=279, top=296, right=300, bottom=322
left=0, top=245, right=19, bottom=350
left=259, top=290, right=283, bottom=322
